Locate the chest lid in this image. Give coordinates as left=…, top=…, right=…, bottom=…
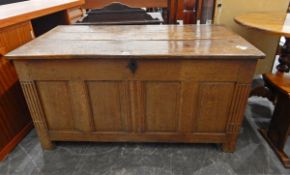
left=6, top=25, right=265, bottom=60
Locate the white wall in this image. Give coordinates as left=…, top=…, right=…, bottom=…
left=214, top=0, right=289, bottom=74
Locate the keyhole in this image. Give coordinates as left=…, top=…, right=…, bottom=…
left=128, top=60, right=138, bottom=74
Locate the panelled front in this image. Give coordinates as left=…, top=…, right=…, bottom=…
left=142, top=81, right=235, bottom=134
left=16, top=59, right=253, bottom=140
left=36, top=80, right=132, bottom=133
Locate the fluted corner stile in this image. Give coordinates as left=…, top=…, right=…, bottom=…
left=223, top=84, right=251, bottom=152
left=20, top=81, right=54, bottom=149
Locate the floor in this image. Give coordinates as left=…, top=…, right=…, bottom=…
left=1, top=97, right=290, bottom=175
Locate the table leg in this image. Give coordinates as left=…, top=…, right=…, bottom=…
left=259, top=93, right=290, bottom=168
left=258, top=37, right=290, bottom=168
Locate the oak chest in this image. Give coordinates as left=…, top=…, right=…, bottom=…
left=6, top=25, right=264, bottom=152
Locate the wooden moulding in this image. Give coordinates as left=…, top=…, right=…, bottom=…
left=20, top=81, right=55, bottom=150
left=222, top=84, right=251, bottom=152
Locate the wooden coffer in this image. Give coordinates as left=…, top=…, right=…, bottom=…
left=7, top=25, right=264, bottom=152
left=14, top=58, right=256, bottom=152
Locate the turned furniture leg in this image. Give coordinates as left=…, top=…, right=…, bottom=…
left=249, top=37, right=290, bottom=99
left=277, top=37, right=290, bottom=73
left=20, top=81, right=55, bottom=150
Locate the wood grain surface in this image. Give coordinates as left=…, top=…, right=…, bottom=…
left=235, top=12, right=290, bottom=37
left=0, top=0, right=84, bottom=28
left=6, top=25, right=264, bottom=59
left=0, top=21, right=34, bottom=160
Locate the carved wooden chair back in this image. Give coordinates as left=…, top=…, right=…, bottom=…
left=83, top=0, right=215, bottom=24
left=84, top=0, right=172, bottom=23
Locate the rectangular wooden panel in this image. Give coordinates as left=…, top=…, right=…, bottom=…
left=144, top=81, right=181, bottom=132
left=0, top=21, right=33, bottom=55
left=37, top=81, right=74, bottom=131
left=195, top=82, right=235, bottom=133
left=69, top=81, right=94, bottom=132
left=0, top=59, right=32, bottom=159
left=87, top=81, right=130, bottom=132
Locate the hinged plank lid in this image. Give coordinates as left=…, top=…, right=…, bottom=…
left=6, top=25, right=265, bottom=60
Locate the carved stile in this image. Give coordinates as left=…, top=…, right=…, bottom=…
left=223, top=84, right=251, bottom=152
left=69, top=81, right=95, bottom=132
left=20, top=81, right=54, bottom=149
